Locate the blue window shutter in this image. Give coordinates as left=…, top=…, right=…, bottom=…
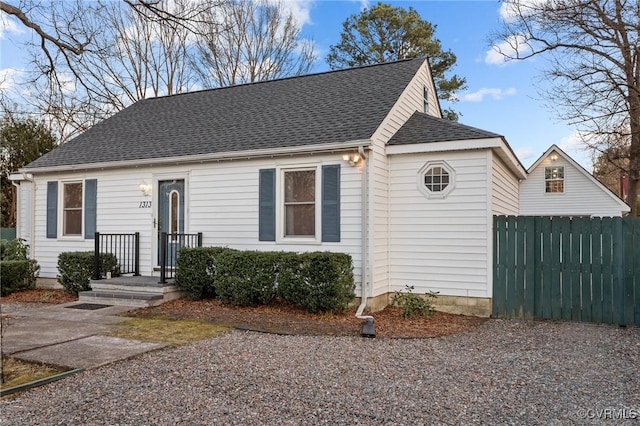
left=46, top=181, right=58, bottom=239
left=259, top=169, right=276, bottom=241
left=84, top=179, right=97, bottom=239
left=322, top=165, right=341, bottom=242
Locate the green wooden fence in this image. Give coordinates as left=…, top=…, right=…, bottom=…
left=493, top=216, right=639, bottom=326
left=0, top=227, right=16, bottom=240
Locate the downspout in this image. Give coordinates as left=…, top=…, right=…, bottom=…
left=355, top=145, right=375, bottom=337
left=11, top=173, right=35, bottom=257
left=11, top=180, right=20, bottom=236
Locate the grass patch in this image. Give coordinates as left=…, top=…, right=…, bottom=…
left=108, top=317, right=231, bottom=345
left=1, top=356, right=70, bottom=390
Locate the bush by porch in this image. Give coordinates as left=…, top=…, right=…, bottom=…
left=175, top=247, right=355, bottom=313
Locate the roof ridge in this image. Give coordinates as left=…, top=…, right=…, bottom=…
left=145, top=57, right=427, bottom=101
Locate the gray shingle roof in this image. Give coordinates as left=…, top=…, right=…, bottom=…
left=387, top=112, right=502, bottom=145
left=26, top=58, right=426, bottom=169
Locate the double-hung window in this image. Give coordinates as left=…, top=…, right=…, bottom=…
left=545, top=166, right=564, bottom=193
left=283, top=169, right=316, bottom=237
left=46, top=179, right=97, bottom=239
left=63, top=182, right=83, bottom=236
left=258, top=165, right=340, bottom=243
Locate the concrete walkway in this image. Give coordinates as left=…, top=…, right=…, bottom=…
left=1, top=302, right=168, bottom=369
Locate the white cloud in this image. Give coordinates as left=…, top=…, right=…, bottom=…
left=0, top=14, right=25, bottom=40
left=460, top=87, right=517, bottom=102
left=515, top=146, right=535, bottom=162
left=485, top=34, right=531, bottom=65
left=267, top=0, right=314, bottom=28
left=559, top=130, right=587, bottom=153
left=499, top=0, right=544, bottom=22
left=559, top=130, right=595, bottom=169
left=358, top=0, right=369, bottom=10
left=499, top=0, right=520, bottom=22
left=0, top=68, right=21, bottom=91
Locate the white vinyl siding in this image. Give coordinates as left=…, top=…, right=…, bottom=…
left=31, top=153, right=363, bottom=291
left=368, top=60, right=436, bottom=297
left=491, top=153, right=519, bottom=215
left=33, top=170, right=155, bottom=278
left=520, top=154, right=627, bottom=217
left=189, top=155, right=363, bottom=289
left=389, top=150, right=491, bottom=298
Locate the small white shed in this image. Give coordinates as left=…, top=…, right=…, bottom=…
left=519, top=145, right=630, bottom=217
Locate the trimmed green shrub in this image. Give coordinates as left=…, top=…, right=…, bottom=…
left=214, top=250, right=280, bottom=306
left=173, top=247, right=356, bottom=312
left=0, top=238, right=40, bottom=296
left=174, top=247, right=230, bottom=299
left=277, top=252, right=355, bottom=313
left=0, top=259, right=39, bottom=296
left=57, top=251, right=120, bottom=295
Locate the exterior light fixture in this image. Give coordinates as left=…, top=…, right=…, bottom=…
left=342, top=153, right=361, bottom=166
left=139, top=182, right=152, bottom=196
left=550, top=153, right=559, bottom=162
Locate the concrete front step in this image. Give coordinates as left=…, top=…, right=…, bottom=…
left=90, top=275, right=169, bottom=291
left=79, top=290, right=165, bottom=308
left=90, top=282, right=172, bottom=294
left=82, top=276, right=183, bottom=307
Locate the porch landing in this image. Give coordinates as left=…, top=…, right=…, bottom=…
left=79, top=276, right=182, bottom=308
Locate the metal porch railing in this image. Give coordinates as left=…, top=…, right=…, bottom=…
left=93, top=232, right=140, bottom=280
left=158, top=232, right=203, bottom=284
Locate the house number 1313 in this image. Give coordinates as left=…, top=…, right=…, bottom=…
left=139, top=201, right=152, bottom=208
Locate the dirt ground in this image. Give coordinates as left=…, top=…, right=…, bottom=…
left=1, top=289, right=486, bottom=338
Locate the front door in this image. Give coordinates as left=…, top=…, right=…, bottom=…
left=158, top=179, right=185, bottom=267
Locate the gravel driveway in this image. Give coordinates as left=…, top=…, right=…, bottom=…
left=1, top=319, right=638, bottom=425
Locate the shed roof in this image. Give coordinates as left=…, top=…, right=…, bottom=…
left=387, top=111, right=502, bottom=145
left=26, top=58, right=426, bottom=169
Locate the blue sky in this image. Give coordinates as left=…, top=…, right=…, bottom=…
left=0, top=0, right=590, bottom=169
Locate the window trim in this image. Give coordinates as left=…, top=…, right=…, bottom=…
left=544, top=165, right=565, bottom=194
left=59, top=180, right=84, bottom=239
left=417, top=161, right=455, bottom=199
left=276, top=164, right=321, bottom=244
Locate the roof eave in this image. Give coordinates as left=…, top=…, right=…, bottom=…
left=386, top=137, right=528, bottom=179
left=20, top=140, right=373, bottom=174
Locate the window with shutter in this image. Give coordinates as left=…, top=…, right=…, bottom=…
left=258, top=165, right=341, bottom=244
left=46, top=179, right=97, bottom=239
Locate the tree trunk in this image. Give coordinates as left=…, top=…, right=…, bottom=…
left=628, top=85, right=640, bottom=216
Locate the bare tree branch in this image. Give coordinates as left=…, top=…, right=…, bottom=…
left=0, top=1, right=86, bottom=54
left=192, top=0, right=316, bottom=88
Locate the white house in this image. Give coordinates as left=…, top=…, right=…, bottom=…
left=11, top=58, right=625, bottom=316
left=520, top=145, right=630, bottom=217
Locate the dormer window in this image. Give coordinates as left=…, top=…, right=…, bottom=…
left=423, top=86, right=429, bottom=113
left=545, top=166, right=564, bottom=193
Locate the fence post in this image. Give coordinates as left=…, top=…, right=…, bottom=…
left=134, top=232, right=140, bottom=276
left=197, top=232, right=203, bottom=247
left=159, top=232, right=167, bottom=284
left=93, top=232, right=101, bottom=280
